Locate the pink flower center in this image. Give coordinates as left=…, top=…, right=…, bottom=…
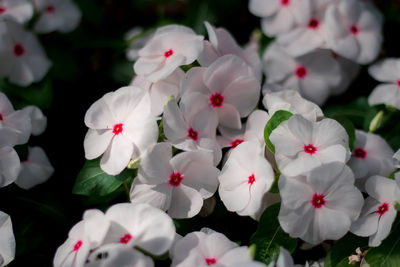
left=311, top=193, right=326, bottom=208
left=304, top=144, right=317, bottom=154
left=353, top=148, right=367, bottom=159
left=120, top=233, right=133, bottom=244
left=169, top=172, right=183, bottom=187
left=13, top=43, right=25, bottom=57
left=209, top=93, right=224, bottom=108
left=281, top=0, right=290, bottom=6
left=308, top=18, right=319, bottom=29
left=0, top=113, right=3, bottom=121
left=377, top=202, right=389, bottom=216
left=295, top=66, right=307, bottom=79
left=205, top=258, right=217, bottom=265
left=73, top=240, right=83, bottom=251
left=396, top=80, right=400, bottom=87
left=164, top=49, right=174, bottom=58
left=113, top=123, right=123, bottom=135
left=187, top=128, right=198, bottom=141
left=0, top=6, right=6, bottom=14
left=230, top=139, right=244, bottom=148
left=331, top=52, right=339, bottom=60
left=248, top=174, right=255, bottom=185
left=46, top=5, right=55, bottom=13
left=350, top=25, right=359, bottom=35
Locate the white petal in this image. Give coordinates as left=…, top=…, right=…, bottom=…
left=100, top=135, right=133, bottom=175
left=168, top=185, right=203, bottom=218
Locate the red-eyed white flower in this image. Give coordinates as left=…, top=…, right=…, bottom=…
left=22, top=105, right=47, bottom=136
left=263, top=43, right=341, bottom=105
left=249, top=0, right=311, bottom=37
left=170, top=228, right=259, bottom=267
left=351, top=176, right=399, bottom=247
left=134, top=25, right=204, bottom=82
left=0, top=146, right=20, bottom=188
left=163, top=97, right=221, bottom=165
left=219, top=141, right=275, bottom=219
left=0, top=211, right=15, bottom=267
left=33, top=0, right=81, bottom=33
left=324, top=0, right=382, bottom=64
left=198, top=22, right=262, bottom=81
left=368, top=58, right=400, bottom=109
left=181, top=55, right=260, bottom=129
left=130, top=142, right=220, bottom=219
left=15, top=146, right=54, bottom=190
left=0, top=21, right=52, bottom=86
left=131, top=68, right=185, bottom=117
left=270, top=114, right=350, bottom=177
left=0, top=0, right=33, bottom=23
left=278, top=162, right=364, bottom=244
left=84, top=86, right=158, bottom=175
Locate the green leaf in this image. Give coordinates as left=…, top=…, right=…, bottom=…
left=72, top=158, right=135, bottom=196
left=324, top=233, right=368, bottom=267
left=250, top=203, right=297, bottom=265
left=330, top=115, right=356, bottom=151
left=365, top=226, right=400, bottom=267
left=264, top=110, right=293, bottom=153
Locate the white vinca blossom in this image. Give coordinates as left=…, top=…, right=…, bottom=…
left=368, top=58, right=400, bottom=109
left=0, top=211, right=15, bottom=267
left=198, top=21, right=262, bottom=81
left=181, top=55, right=260, bottom=129
left=130, top=142, right=220, bottom=218
left=15, top=146, right=54, bottom=190
left=0, top=20, right=52, bottom=86
left=0, top=0, right=33, bottom=23
left=170, top=228, right=261, bottom=267
left=219, top=141, right=275, bottom=219
left=267, top=247, right=301, bottom=267
left=84, top=86, right=158, bottom=175
left=134, top=25, right=204, bottom=82
left=270, top=114, right=350, bottom=177
left=278, top=162, right=364, bottom=244
left=351, top=176, right=400, bottom=247
left=0, top=147, right=21, bottom=188
left=33, top=0, right=82, bottom=33
left=125, top=27, right=154, bottom=61
left=22, top=105, right=47, bottom=136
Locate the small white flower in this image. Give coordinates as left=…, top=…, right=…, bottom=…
left=0, top=0, right=33, bottom=24
left=34, top=0, right=81, bottom=33
left=134, top=25, right=204, bottom=82
left=278, top=162, right=364, bottom=244
left=0, top=146, right=21, bottom=188
left=0, top=211, right=15, bottom=267
left=267, top=247, right=301, bottom=267
left=22, top=105, right=47, bottom=136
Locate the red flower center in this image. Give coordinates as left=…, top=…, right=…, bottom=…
left=248, top=174, right=255, bottom=185
left=0, top=113, right=3, bottom=121
left=308, top=18, right=319, bottom=29
left=377, top=202, right=389, bottom=216
left=281, top=0, right=290, bottom=6
left=230, top=139, right=244, bottom=148
left=0, top=6, right=6, bottom=14
left=205, top=258, right=217, bottom=265
left=13, top=43, right=25, bottom=57
left=120, top=233, right=133, bottom=244
left=209, top=93, right=224, bottom=108
left=350, top=25, right=359, bottom=35
left=311, top=193, right=326, bottom=208
left=73, top=240, right=83, bottom=251
left=113, top=123, right=123, bottom=135
left=397, top=80, right=400, bottom=87
left=169, top=172, right=183, bottom=187
left=187, top=128, right=198, bottom=141
left=304, top=144, right=317, bottom=154
left=46, top=5, right=55, bottom=13
left=353, top=148, right=367, bottom=159
left=164, top=49, right=174, bottom=58
left=295, top=66, right=307, bottom=79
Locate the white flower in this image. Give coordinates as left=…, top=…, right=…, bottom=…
left=181, top=55, right=260, bottom=129
left=84, top=86, right=158, bottom=175
left=351, top=176, right=399, bottom=247
left=278, top=162, right=364, bottom=244
left=394, top=149, right=400, bottom=168
left=324, top=0, right=382, bottom=64
left=125, top=27, right=154, bottom=61
left=0, top=0, right=33, bottom=24
left=219, top=141, right=275, bottom=218
left=0, top=211, right=15, bottom=267
left=171, top=228, right=257, bottom=267
left=15, top=146, right=54, bottom=190
left=134, top=25, right=204, bottom=82
left=0, top=20, right=52, bottom=86
left=131, top=68, right=185, bottom=117
left=33, top=0, right=81, bottom=33
left=348, top=130, right=394, bottom=182
left=330, top=53, right=360, bottom=96
left=130, top=142, right=220, bottom=218
left=270, top=114, right=350, bottom=177
left=0, top=147, right=20, bottom=188
left=163, top=97, right=221, bottom=165
left=267, top=247, right=300, bottom=267
left=368, top=58, right=400, bottom=109
left=198, top=21, right=262, bottom=81
left=22, top=105, right=47, bottom=136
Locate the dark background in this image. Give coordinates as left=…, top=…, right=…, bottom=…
left=1, top=0, right=400, bottom=265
